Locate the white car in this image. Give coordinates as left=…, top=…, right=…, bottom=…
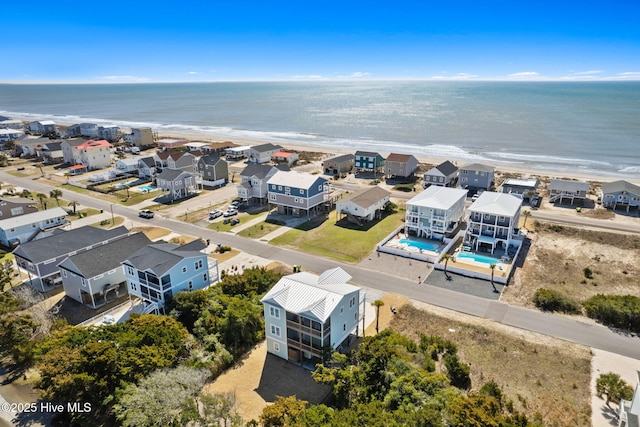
left=223, top=208, right=238, bottom=217
left=102, top=315, right=116, bottom=325
left=209, top=210, right=223, bottom=220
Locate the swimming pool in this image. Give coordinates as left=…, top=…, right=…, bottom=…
left=457, top=252, right=500, bottom=265
left=399, top=239, right=442, bottom=252
left=138, top=185, right=156, bottom=192
left=116, top=181, right=136, bottom=189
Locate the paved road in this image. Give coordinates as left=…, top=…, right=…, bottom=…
left=2, top=172, right=639, bottom=360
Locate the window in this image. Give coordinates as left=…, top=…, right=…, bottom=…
left=318, top=184, right=323, bottom=191
left=81, top=278, right=86, bottom=287
left=269, top=306, right=280, bottom=318
left=349, top=296, right=356, bottom=308
left=273, top=342, right=280, bottom=352
left=299, top=189, right=304, bottom=195
left=203, top=273, right=207, bottom=282
left=269, top=193, right=276, bottom=201
left=270, top=325, right=281, bottom=337
left=62, top=270, right=67, bottom=278
left=127, top=266, right=135, bottom=275
left=195, top=259, right=203, bottom=270
left=188, top=281, right=193, bottom=290
left=182, top=266, right=187, bottom=273
left=343, top=324, right=346, bottom=332
left=354, top=312, right=358, bottom=321
left=340, top=307, right=344, bottom=314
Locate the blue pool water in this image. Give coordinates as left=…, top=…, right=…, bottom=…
left=138, top=185, right=156, bottom=191
left=457, top=252, right=500, bottom=265
left=399, top=239, right=442, bottom=252
left=116, top=181, right=136, bottom=189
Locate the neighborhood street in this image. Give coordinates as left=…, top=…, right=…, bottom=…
left=1, top=171, right=639, bottom=360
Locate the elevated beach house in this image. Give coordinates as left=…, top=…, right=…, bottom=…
left=354, top=151, right=385, bottom=174
left=197, top=153, right=229, bottom=188
left=260, top=267, right=362, bottom=364
left=465, top=192, right=523, bottom=254
left=37, top=141, right=64, bottom=164
left=601, top=180, right=640, bottom=212
left=336, top=186, right=391, bottom=223
left=500, top=178, right=539, bottom=200
left=322, top=153, right=354, bottom=175
left=123, top=240, right=216, bottom=313
left=154, top=150, right=200, bottom=173
left=0, top=207, right=69, bottom=248
left=123, top=127, right=156, bottom=149
left=248, top=143, right=282, bottom=164
left=618, top=371, right=640, bottom=427
left=384, top=153, right=419, bottom=180
left=271, top=151, right=299, bottom=166
left=155, top=169, right=198, bottom=201
left=157, top=138, right=187, bottom=150
left=236, top=164, right=283, bottom=203
left=115, top=157, right=140, bottom=174
left=137, top=157, right=157, bottom=179
left=28, top=120, right=58, bottom=135
left=458, top=163, right=495, bottom=192
left=423, top=160, right=458, bottom=188
left=405, top=186, right=468, bottom=239
left=61, top=139, right=112, bottom=170
left=267, top=170, right=330, bottom=217
left=12, top=225, right=129, bottom=292
left=0, top=129, right=23, bottom=143
left=548, top=179, right=590, bottom=205
left=57, top=233, right=151, bottom=309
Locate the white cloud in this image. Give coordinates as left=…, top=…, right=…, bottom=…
left=291, top=74, right=327, bottom=80
left=507, top=71, right=540, bottom=79
left=186, top=71, right=199, bottom=75
left=572, top=70, right=603, bottom=76
left=615, top=72, right=640, bottom=79
left=100, top=75, right=150, bottom=83
left=430, top=72, right=478, bottom=80
left=349, top=71, right=371, bottom=78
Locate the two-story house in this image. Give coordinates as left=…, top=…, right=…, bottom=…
left=500, top=178, right=539, bottom=200
left=248, top=143, right=282, bottom=164
left=98, top=125, right=121, bottom=142
left=154, top=150, right=199, bottom=173
left=123, top=240, right=216, bottom=313
left=405, top=186, right=468, bottom=240
left=237, top=164, right=285, bottom=203
left=602, top=180, right=640, bottom=212
left=267, top=170, right=329, bottom=217
left=115, top=158, right=140, bottom=174
left=423, top=160, right=458, bottom=188
left=384, top=153, right=419, bottom=180
left=155, top=169, right=198, bottom=201
left=0, top=129, right=23, bottom=143
left=137, top=157, right=157, bottom=179
left=61, top=139, right=112, bottom=170
left=57, top=233, right=151, bottom=308
left=12, top=225, right=129, bottom=292
left=465, top=192, right=523, bottom=254
left=458, top=163, right=495, bottom=192
left=28, top=120, right=58, bottom=135
left=197, top=154, right=229, bottom=187
left=354, top=151, right=385, bottom=174
left=37, top=142, right=64, bottom=164
left=260, top=267, right=362, bottom=364
left=322, top=154, right=354, bottom=175
left=66, top=123, right=99, bottom=138
left=123, top=127, right=155, bottom=149
left=548, top=179, right=590, bottom=205
left=0, top=207, right=69, bottom=248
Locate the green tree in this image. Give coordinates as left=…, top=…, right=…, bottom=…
left=35, top=193, right=47, bottom=210
left=20, top=189, right=31, bottom=198
left=0, top=154, right=8, bottom=167
left=67, top=200, right=80, bottom=214
left=596, top=372, right=634, bottom=408
left=49, top=189, right=63, bottom=206
left=34, top=162, right=44, bottom=176
left=444, top=353, right=471, bottom=390
left=260, top=395, right=308, bottom=427
left=197, top=392, right=244, bottom=427
left=372, top=299, right=385, bottom=334
left=442, top=254, right=452, bottom=279
left=489, top=263, right=498, bottom=293
left=522, top=210, right=531, bottom=229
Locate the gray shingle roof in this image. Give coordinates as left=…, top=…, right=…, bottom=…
left=345, top=186, right=391, bottom=210
left=355, top=150, right=381, bottom=158
left=156, top=168, right=192, bottom=181
left=252, top=143, right=282, bottom=153
left=123, top=242, right=204, bottom=276
left=199, top=153, right=223, bottom=166
left=435, top=160, right=458, bottom=175
left=602, top=180, right=640, bottom=196
left=324, top=154, right=354, bottom=164
left=240, top=163, right=276, bottom=179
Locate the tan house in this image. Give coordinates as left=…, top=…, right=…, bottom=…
left=336, top=187, right=391, bottom=223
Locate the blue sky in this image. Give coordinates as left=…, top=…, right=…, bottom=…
left=3, top=0, right=640, bottom=82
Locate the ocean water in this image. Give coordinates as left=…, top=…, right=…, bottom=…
left=1, top=81, right=639, bottom=176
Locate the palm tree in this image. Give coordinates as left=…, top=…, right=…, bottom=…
left=371, top=299, right=385, bottom=334
left=442, top=253, right=452, bottom=279
left=20, top=189, right=31, bottom=198
left=596, top=372, right=634, bottom=408
left=489, top=263, right=498, bottom=293
left=49, top=189, right=63, bottom=206
left=522, top=210, right=531, bottom=229
left=68, top=200, right=80, bottom=215
left=36, top=193, right=48, bottom=210
left=34, top=162, right=44, bottom=177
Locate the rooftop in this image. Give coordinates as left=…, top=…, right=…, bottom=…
left=408, top=186, right=468, bottom=210
left=343, top=186, right=391, bottom=209
left=123, top=241, right=206, bottom=276
left=267, top=170, right=327, bottom=189
left=469, top=191, right=523, bottom=217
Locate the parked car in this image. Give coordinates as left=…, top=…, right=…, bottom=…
left=230, top=218, right=240, bottom=225
left=101, top=315, right=116, bottom=325
left=139, top=210, right=154, bottom=219
left=230, top=200, right=241, bottom=208
left=209, top=210, right=223, bottom=220
left=223, top=208, right=238, bottom=217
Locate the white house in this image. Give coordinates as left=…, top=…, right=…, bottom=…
left=28, top=120, right=58, bottom=134
left=405, top=186, right=468, bottom=239
left=260, top=267, right=362, bottom=364
left=248, top=143, right=282, bottom=164
left=0, top=207, right=69, bottom=247
left=225, top=145, right=252, bottom=160
left=465, top=192, right=523, bottom=254
left=0, top=129, right=24, bottom=143
left=62, top=139, right=112, bottom=170
left=619, top=371, right=640, bottom=427
left=0, top=119, right=24, bottom=130
left=115, top=158, right=140, bottom=173
left=336, top=186, right=390, bottom=223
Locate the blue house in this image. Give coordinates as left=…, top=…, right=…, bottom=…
left=267, top=171, right=330, bottom=217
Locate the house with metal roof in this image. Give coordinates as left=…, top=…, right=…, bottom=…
left=0, top=207, right=69, bottom=249
left=58, top=233, right=151, bottom=308
left=548, top=179, right=590, bottom=205
left=28, top=120, right=58, bottom=134
left=197, top=153, right=229, bottom=188
left=0, top=129, right=23, bottom=143
left=248, top=143, right=282, bottom=164
left=336, top=186, right=391, bottom=223
left=465, top=192, right=523, bottom=254
left=155, top=168, right=198, bottom=200
left=384, top=153, right=419, bottom=180
left=260, top=267, right=362, bottom=364
left=12, top=225, right=129, bottom=292
left=458, top=163, right=495, bottom=191
left=406, top=186, right=468, bottom=239
left=123, top=240, right=216, bottom=313
left=267, top=170, right=330, bottom=217
left=423, top=160, right=458, bottom=188
left=602, top=180, right=640, bottom=212
left=322, top=153, right=354, bottom=175
left=354, top=151, right=385, bottom=174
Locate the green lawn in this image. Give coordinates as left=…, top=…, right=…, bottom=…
left=236, top=221, right=281, bottom=239
left=270, top=212, right=403, bottom=263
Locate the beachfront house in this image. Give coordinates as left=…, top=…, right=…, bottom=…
left=618, top=371, right=640, bottom=427
left=384, top=153, right=419, bottom=180
left=66, top=123, right=99, bottom=138
left=322, top=154, right=354, bottom=175
left=184, top=142, right=208, bottom=152
left=137, top=157, right=157, bottom=179
left=248, top=143, right=282, bottom=164
left=0, top=129, right=23, bottom=143
left=98, top=125, right=121, bottom=142
left=12, top=225, right=129, bottom=292
left=260, top=267, right=362, bottom=364
left=602, top=180, right=640, bottom=212
left=0, top=207, right=69, bottom=249
left=267, top=170, right=330, bottom=217
left=271, top=151, right=299, bottom=166
left=0, top=119, right=24, bottom=130
left=548, top=179, right=590, bottom=205
left=354, top=151, right=385, bottom=175
left=61, top=139, right=113, bottom=170
left=423, top=160, right=458, bottom=188
left=226, top=145, right=252, bottom=160
left=123, top=127, right=156, bottom=149
left=465, top=192, right=523, bottom=255
left=157, top=138, right=188, bottom=150
left=197, top=154, right=229, bottom=188
left=500, top=178, right=539, bottom=200
left=236, top=163, right=282, bottom=203
left=57, top=233, right=151, bottom=309
left=28, top=120, right=58, bottom=135
left=155, top=169, right=198, bottom=201
left=154, top=150, right=199, bottom=173
left=405, top=186, right=468, bottom=240
left=458, top=163, right=495, bottom=192
left=123, top=240, right=215, bottom=313
left=336, top=187, right=391, bottom=224
left=202, top=141, right=235, bottom=155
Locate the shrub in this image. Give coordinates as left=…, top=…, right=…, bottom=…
left=583, top=267, right=593, bottom=279
left=533, top=288, right=581, bottom=314
left=444, top=353, right=471, bottom=390
left=215, top=245, right=232, bottom=254
left=583, top=294, right=640, bottom=333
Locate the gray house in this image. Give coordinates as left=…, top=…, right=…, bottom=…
left=12, top=225, right=129, bottom=292
left=156, top=169, right=198, bottom=200
left=138, top=157, right=157, bottom=179
left=58, top=233, right=151, bottom=308
left=423, top=160, right=458, bottom=188
left=548, top=179, right=590, bottom=205
left=458, top=163, right=495, bottom=192
left=0, top=198, right=38, bottom=219
left=384, top=153, right=419, bottom=180
left=236, top=163, right=284, bottom=203
left=322, top=154, right=354, bottom=175
left=602, top=180, right=640, bottom=212
left=197, top=154, right=229, bottom=188
left=154, top=150, right=199, bottom=173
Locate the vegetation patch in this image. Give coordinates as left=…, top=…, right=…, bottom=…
left=533, top=288, right=581, bottom=314
left=237, top=221, right=280, bottom=239
left=583, top=294, right=640, bottom=333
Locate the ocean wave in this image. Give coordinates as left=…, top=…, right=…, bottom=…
left=485, top=151, right=613, bottom=168
left=618, top=165, right=640, bottom=174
